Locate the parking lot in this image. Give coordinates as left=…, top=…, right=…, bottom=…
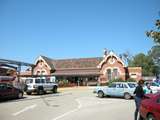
left=0, top=87, right=135, bottom=120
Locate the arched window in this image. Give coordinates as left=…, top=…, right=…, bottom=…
left=107, top=69, right=112, bottom=81
left=113, top=68, right=118, bottom=79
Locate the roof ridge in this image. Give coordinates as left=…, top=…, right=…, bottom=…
left=52, top=57, right=103, bottom=61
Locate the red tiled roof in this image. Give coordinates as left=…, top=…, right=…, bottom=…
left=51, top=57, right=103, bottom=69
left=41, top=56, right=103, bottom=69
left=41, top=56, right=103, bottom=76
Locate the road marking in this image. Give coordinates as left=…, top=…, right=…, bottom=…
left=52, top=99, right=81, bottom=120
left=12, top=104, right=37, bottom=116
left=52, top=97, right=121, bottom=120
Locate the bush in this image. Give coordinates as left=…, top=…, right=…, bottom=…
left=106, top=78, right=136, bottom=86
left=107, top=78, right=124, bottom=86
left=126, top=78, right=136, bottom=82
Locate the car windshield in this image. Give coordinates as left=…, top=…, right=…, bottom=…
left=128, top=83, right=137, bottom=88
left=26, top=79, right=33, bottom=84
left=152, top=82, right=159, bottom=87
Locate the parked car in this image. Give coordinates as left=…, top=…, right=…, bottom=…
left=0, top=83, right=23, bottom=100
left=94, top=82, right=137, bottom=99
left=139, top=93, right=160, bottom=120
left=144, top=81, right=160, bottom=93
left=24, top=77, right=58, bottom=95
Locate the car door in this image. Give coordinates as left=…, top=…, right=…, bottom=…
left=114, top=83, right=124, bottom=97
left=155, top=95, right=160, bottom=120
left=107, top=83, right=116, bottom=96
left=0, top=83, right=13, bottom=99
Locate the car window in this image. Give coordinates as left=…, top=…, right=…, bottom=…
left=109, top=83, right=116, bottom=88
left=41, top=79, right=45, bottom=83
left=6, top=84, right=13, bottom=89
left=152, top=82, right=159, bottom=87
left=26, top=79, right=33, bottom=84
left=35, top=79, right=41, bottom=83
left=116, top=84, right=123, bottom=88
left=0, top=83, right=7, bottom=90
left=128, top=83, right=136, bottom=88
left=123, top=84, right=128, bottom=88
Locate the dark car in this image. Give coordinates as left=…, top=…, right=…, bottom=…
left=0, top=83, right=23, bottom=100
left=139, top=93, right=160, bottom=120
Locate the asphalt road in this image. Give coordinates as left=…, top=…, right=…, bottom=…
left=0, top=87, right=135, bottom=120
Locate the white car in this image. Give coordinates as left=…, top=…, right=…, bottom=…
left=144, top=82, right=160, bottom=93
left=24, top=77, right=58, bottom=95
left=94, top=82, right=137, bottom=99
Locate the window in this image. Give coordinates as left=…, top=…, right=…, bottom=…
left=107, top=69, right=112, bottom=80
left=113, top=68, right=118, bottom=78
left=152, top=82, right=159, bottom=87
left=128, top=83, right=137, bottom=88
left=109, top=83, right=116, bottom=88
left=116, top=84, right=123, bottom=88
left=35, top=79, right=41, bottom=83
left=123, top=84, right=128, bottom=88
left=0, top=83, right=7, bottom=90
left=26, top=79, right=33, bottom=84
left=41, top=79, right=45, bottom=83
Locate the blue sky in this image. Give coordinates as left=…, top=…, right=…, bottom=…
left=0, top=0, right=160, bottom=63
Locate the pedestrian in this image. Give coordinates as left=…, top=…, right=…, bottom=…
left=134, top=79, right=145, bottom=120
left=144, top=82, right=152, bottom=94
left=155, top=76, right=160, bottom=84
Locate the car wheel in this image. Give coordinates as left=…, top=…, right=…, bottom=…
left=18, top=92, right=23, bottom=99
left=26, top=92, right=32, bottom=95
left=98, top=91, right=104, bottom=98
left=52, top=86, right=57, bottom=93
left=37, top=86, right=44, bottom=95
left=124, top=93, right=131, bottom=100
left=38, top=89, right=44, bottom=95
left=147, top=114, right=155, bottom=120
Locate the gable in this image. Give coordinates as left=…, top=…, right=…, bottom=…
left=97, top=51, right=125, bottom=68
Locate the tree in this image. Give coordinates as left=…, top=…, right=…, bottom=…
left=128, top=53, right=158, bottom=76
left=146, top=17, right=160, bottom=75
left=146, top=19, right=160, bottom=44
left=119, top=51, right=133, bottom=65
left=148, top=45, right=160, bottom=74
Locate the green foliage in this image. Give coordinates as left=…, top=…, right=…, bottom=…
left=146, top=19, right=160, bottom=44
left=126, top=78, right=136, bottom=82
left=128, top=53, right=158, bottom=76
left=107, top=78, right=124, bottom=86
left=146, top=18, right=160, bottom=75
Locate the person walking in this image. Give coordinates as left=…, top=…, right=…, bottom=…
left=134, top=80, right=145, bottom=120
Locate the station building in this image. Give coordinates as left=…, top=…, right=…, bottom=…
left=31, top=51, right=142, bottom=86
